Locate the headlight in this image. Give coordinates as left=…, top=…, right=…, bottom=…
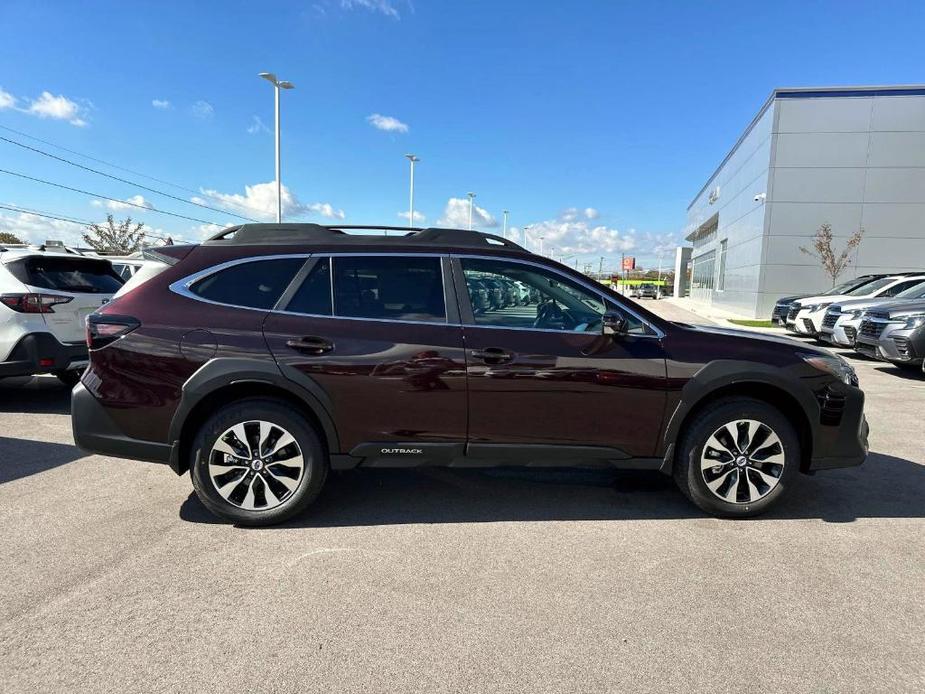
left=804, top=302, right=832, bottom=313
left=848, top=309, right=864, bottom=318
left=899, top=313, right=925, bottom=329
left=801, top=353, right=858, bottom=385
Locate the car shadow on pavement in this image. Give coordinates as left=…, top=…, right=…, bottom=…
left=178, top=450, right=924, bottom=526
left=0, top=376, right=71, bottom=415
left=871, top=365, right=924, bottom=381
left=0, top=436, right=86, bottom=484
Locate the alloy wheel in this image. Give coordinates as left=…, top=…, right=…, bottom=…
left=208, top=420, right=306, bottom=511
left=700, top=419, right=785, bottom=504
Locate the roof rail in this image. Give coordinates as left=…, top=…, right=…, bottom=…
left=204, top=223, right=526, bottom=251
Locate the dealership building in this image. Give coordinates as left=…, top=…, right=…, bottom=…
left=681, top=85, right=925, bottom=318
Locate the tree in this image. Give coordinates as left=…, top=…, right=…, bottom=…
left=799, top=223, right=864, bottom=286
left=0, top=231, right=24, bottom=244
left=83, top=215, right=146, bottom=253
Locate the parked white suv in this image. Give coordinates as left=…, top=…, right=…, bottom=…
left=0, top=248, right=123, bottom=385
left=786, top=274, right=925, bottom=336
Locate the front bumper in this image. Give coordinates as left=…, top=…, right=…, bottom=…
left=0, top=332, right=88, bottom=378
left=820, top=317, right=861, bottom=347
left=855, top=324, right=923, bottom=364
left=792, top=309, right=826, bottom=336
left=72, top=382, right=177, bottom=467
left=809, top=385, right=868, bottom=471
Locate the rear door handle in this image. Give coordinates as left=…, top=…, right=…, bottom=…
left=286, top=336, right=334, bottom=355
left=471, top=347, right=514, bottom=364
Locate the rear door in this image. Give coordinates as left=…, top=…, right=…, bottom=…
left=263, top=254, right=468, bottom=460
left=7, top=255, right=122, bottom=343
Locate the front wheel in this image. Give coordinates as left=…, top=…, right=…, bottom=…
left=190, top=398, right=328, bottom=526
left=674, top=398, right=800, bottom=518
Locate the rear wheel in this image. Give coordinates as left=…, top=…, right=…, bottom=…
left=674, top=397, right=799, bottom=518
left=190, top=398, right=328, bottom=526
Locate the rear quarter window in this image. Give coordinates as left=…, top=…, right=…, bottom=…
left=190, top=257, right=304, bottom=309
left=7, top=256, right=124, bottom=293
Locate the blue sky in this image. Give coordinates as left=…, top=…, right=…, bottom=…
left=1, top=0, right=924, bottom=270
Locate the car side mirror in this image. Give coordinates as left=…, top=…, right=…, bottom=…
left=602, top=311, right=628, bottom=336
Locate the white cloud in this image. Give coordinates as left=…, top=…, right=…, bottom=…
left=398, top=210, right=425, bottom=223
left=366, top=113, right=409, bottom=133
left=199, top=181, right=345, bottom=221
left=0, top=208, right=85, bottom=245
left=437, top=197, right=498, bottom=229
left=191, top=100, right=214, bottom=119
left=247, top=115, right=270, bottom=134
left=152, top=99, right=171, bottom=109
left=306, top=202, right=346, bottom=220
left=0, top=87, right=16, bottom=110
left=518, top=210, right=635, bottom=256
left=561, top=207, right=601, bottom=223
left=26, top=91, right=87, bottom=126
left=91, top=194, right=153, bottom=212
left=341, top=0, right=401, bottom=19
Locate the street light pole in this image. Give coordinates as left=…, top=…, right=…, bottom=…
left=502, top=210, right=509, bottom=239
left=466, top=192, right=476, bottom=230
left=538, top=235, right=545, bottom=256
left=522, top=224, right=533, bottom=250
left=259, top=72, right=295, bottom=223
left=405, top=154, right=419, bottom=228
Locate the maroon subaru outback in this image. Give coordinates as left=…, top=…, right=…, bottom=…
left=72, top=224, right=868, bottom=525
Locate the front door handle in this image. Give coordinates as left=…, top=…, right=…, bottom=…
left=286, top=336, right=334, bottom=355
left=471, top=347, right=513, bottom=364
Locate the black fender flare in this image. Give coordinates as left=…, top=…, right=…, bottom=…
left=659, top=360, right=818, bottom=471
left=167, top=358, right=339, bottom=469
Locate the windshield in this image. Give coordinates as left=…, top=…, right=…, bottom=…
left=896, top=280, right=925, bottom=299
left=845, top=277, right=894, bottom=296
left=822, top=277, right=873, bottom=295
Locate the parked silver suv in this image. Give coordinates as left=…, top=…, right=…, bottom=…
left=855, top=299, right=925, bottom=368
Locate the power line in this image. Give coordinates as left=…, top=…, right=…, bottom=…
left=0, top=203, right=94, bottom=226
left=0, top=123, right=203, bottom=195
left=0, top=168, right=221, bottom=225
left=0, top=125, right=264, bottom=219
left=0, top=134, right=260, bottom=223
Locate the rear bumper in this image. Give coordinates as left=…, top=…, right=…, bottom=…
left=72, top=382, right=177, bottom=467
left=0, top=332, right=87, bottom=377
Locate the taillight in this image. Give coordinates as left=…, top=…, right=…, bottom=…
left=0, top=293, right=73, bottom=313
left=87, top=314, right=140, bottom=350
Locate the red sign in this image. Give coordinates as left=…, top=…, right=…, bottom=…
left=622, top=257, right=636, bottom=271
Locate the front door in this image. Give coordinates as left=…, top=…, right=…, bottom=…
left=263, top=255, right=468, bottom=459
left=454, top=256, right=667, bottom=459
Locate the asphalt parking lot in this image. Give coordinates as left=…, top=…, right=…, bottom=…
left=1, top=301, right=923, bottom=694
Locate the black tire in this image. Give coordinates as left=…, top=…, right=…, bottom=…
left=673, top=397, right=800, bottom=518
left=53, top=370, right=82, bottom=388
left=190, top=398, right=328, bottom=526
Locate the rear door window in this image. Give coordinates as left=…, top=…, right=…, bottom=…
left=7, top=256, right=124, bottom=293
left=285, top=258, right=332, bottom=315
left=332, top=256, right=445, bottom=322
left=191, top=257, right=304, bottom=309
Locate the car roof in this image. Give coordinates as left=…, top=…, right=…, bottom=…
left=0, top=247, right=94, bottom=262
left=203, top=224, right=527, bottom=253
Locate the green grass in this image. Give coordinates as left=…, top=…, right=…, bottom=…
left=729, top=319, right=779, bottom=328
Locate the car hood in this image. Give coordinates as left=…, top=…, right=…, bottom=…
left=866, top=299, right=925, bottom=318
left=677, top=322, right=831, bottom=355
left=828, top=296, right=914, bottom=312
left=775, top=295, right=804, bottom=304
left=793, top=293, right=857, bottom=306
